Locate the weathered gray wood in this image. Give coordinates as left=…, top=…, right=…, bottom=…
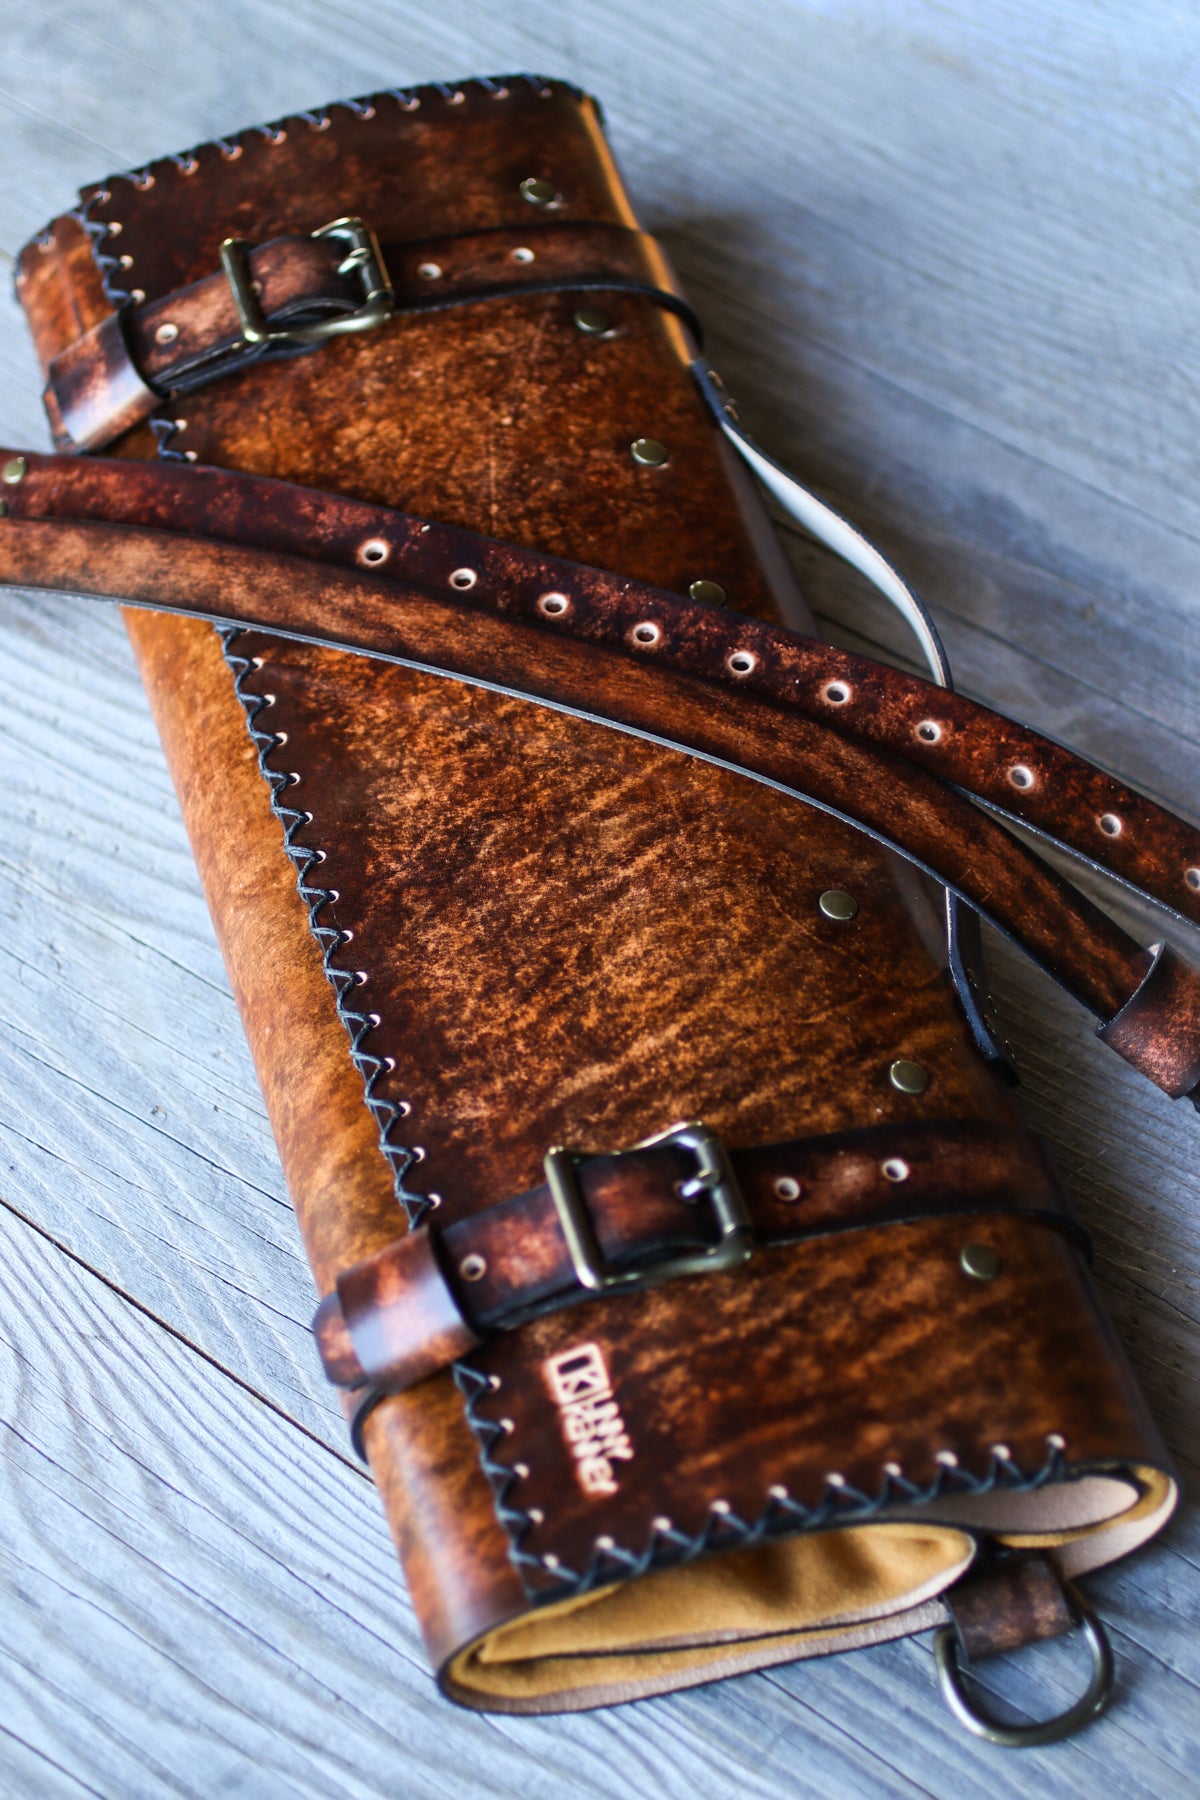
left=0, top=0, right=1198, bottom=1793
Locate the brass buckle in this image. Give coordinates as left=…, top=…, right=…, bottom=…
left=219, top=215, right=394, bottom=349
left=545, top=1121, right=753, bottom=1295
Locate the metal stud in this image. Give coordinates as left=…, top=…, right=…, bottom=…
left=459, top=1253, right=487, bottom=1282
left=155, top=321, right=179, bottom=345
left=960, top=1242, right=1001, bottom=1281
left=774, top=1176, right=802, bottom=1202
left=819, top=889, right=859, bottom=922
left=688, top=579, right=726, bottom=605
left=630, top=437, right=669, bottom=467
left=2, top=456, right=27, bottom=485
left=510, top=246, right=535, bottom=264
left=574, top=306, right=611, bottom=334
left=519, top=176, right=557, bottom=205
left=889, top=1058, right=929, bottom=1094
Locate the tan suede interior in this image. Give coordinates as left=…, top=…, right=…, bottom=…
left=448, top=1468, right=1172, bottom=1705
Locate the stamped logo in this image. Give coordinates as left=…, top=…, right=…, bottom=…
left=544, top=1342, right=634, bottom=1498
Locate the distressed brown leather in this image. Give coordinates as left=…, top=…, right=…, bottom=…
left=311, top=1117, right=1085, bottom=1393
left=1098, top=941, right=1200, bottom=1098
left=44, top=219, right=691, bottom=450
left=3, top=450, right=1200, bottom=1088
left=14, top=75, right=1176, bottom=1713
left=336, top=1223, right=482, bottom=1391
left=945, top=1552, right=1075, bottom=1662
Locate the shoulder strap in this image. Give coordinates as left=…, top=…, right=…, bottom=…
left=2, top=446, right=1198, bottom=1102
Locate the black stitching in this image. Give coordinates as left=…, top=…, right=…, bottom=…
left=454, top=1365, right=551, bottom=1576
left=73, top=188, right=133, bottom=309
left=457, top=1361, right=1080, bottom=1599
left=58, top=75, right=584, bottom=233
left=218, top=630, right=431, bottom=1228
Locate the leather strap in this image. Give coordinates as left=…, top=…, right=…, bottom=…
left=43, top=221, right=697, bottom=452
left=313, top=1118, right=1085, bottom=1397
left=944, top=1551, right=1075, bottom=1662
left=2, top=449, right=1199, bottom=1098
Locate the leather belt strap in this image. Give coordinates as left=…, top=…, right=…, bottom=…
left=43, top=221, right=697, bottom=452
left=2, top=449, right=1199, bottom=1099
left=312, top=1116, right=1085, bottom=1397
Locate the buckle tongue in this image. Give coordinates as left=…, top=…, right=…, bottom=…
left=219, top=214, right=394, bottom=349
left=545, top=1121, right=753, bottom=1295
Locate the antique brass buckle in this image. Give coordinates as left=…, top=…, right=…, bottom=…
left=545, top=1121, right=753, bottom=1295
left=219, top=215, right=394, bottom=349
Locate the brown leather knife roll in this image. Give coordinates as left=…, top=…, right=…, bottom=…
left=13, top=74, right=1177, bottom=1722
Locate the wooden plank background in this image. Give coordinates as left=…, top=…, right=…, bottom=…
left=0, top=2, right=1197, bottom=1793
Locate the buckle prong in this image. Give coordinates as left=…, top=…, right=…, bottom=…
left=219, top=215, right=394, bottom=350
left=544, top=1122, right=753, bottom=1295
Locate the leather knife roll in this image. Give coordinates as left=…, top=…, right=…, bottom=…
left=15, top=74, right=1175, bottom=1712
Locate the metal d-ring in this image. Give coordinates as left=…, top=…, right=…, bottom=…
left=933, top=1579, right=1114, bottom=1747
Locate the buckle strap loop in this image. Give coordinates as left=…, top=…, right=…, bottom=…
left=43, top=218, right=698, bottom=452
left=312, top=1117, right=1086, bottom=1416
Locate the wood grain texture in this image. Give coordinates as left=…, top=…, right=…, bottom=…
left=0, top=0, right=1197, bottom=1792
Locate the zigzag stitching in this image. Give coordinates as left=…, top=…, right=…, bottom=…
left=456, top=1357, right=1078, bottom=1600
left=64, top=75, right=583, bottom=230
left=218, top=628, right=431, bottom=1227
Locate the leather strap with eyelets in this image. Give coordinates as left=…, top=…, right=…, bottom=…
left=312, top=1117, right=1084, bottom=1402
left=42, top=220, right=698, bottom=452
left=2, top=447, right=1199, bottom=1100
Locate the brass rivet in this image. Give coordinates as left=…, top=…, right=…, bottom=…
left=155, top=321, right=179, bottom=345
left=2, top=456, right=28, bottom=485
left=459, top=1253, right=487, bottom=1282
left=889, top=1058, right=929, bottom=1094
left=574, top=306, right=611, bottom=335
left=688, top=579, right=726, bottom=605
left=819, top=889, right=858, bottom=921
left=519, top=176, right=557, bottom=205
left=961, top=1243, right=1001, bottom=1281
left=630, top=437, right=669, bottom=467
